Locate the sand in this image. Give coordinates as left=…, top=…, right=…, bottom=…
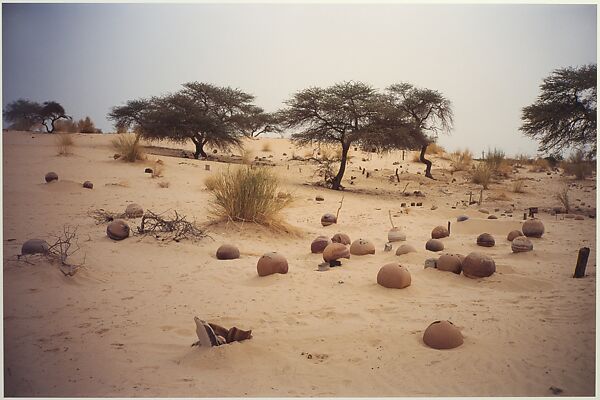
left=3, top=131, right=596, bottom=396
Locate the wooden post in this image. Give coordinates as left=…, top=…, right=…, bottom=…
left=402, top=150, right=405, bottom=161
left=447, top=221, right=451, bottom=236
left=479, top=189, right=483, bottom=205
left=573, top=247, right=590, bottom=278
left=468, top=191, right=473, bottom=204
left=395, top=168, right=400, bottom=183
left=523, top=212, right=527, bottom=220
left=205, top=164, right=210, bottom=171
left=362, top=168, right=365, bottom=175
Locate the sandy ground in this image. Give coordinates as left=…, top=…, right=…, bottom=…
left=2, top=131, right=596, bottom=397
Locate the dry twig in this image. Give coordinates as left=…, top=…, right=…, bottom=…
left=137, top=210, right=208, bottom=242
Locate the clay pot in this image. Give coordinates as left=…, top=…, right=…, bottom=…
left=322, top=243, right=351, bottom=262
left=21, top=239, right=49, bottom=255
left=45, top=172, right=58, bottom=183
left=574, top=215, right=585, bottom=221
left=437, top=253, right=463, bottom=274
left=216, top=244, right=240, bottom=260
left=507, top=230, right=523, bottom=241
left=311, top=236, right=331, bottom=254
left=425, top=239, right=444, bottom=252
left=476, top=233, right=495, bottom=247
left=462, top=252, right=495, bottom=278
left=511, top=236, right=533, bottom=253
left=487, top=215, right=498, bottom=220
left=423, top=320, right=463, bottom=350
left=431, top=226, right=449, bottom=239
left=321, top=213, right=337, bottom=226
left=107, top=219, right=130, bottom=240
left=522, top=219, right=544, bottom=238
left=387, top=227, right=406, bottom=242
left=350, top=239, right=375, bottom=256
left=83, top=181, right=93, bottom=189
left=256, top=252, right=288, bottom=277
left=125, top=203, right=144, bottom=218
left=331, top=233, right=351, bottom=245
left=377, top=263, right=411, bottom=289
left=457, top=215, right=469, bottom=222
left=396, top=244, right=417, bottom=256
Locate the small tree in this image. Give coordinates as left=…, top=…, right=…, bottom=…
left=39, top=101, right=71, bottom=133
left=235, top=106, right=281, bottom=138
left=77, top=116, right=96, bottom=133
left=520, top=64, right=597, bottom=158
left=3, top=99, right=43, bottom=130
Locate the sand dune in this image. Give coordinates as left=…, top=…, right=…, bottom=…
left=3, top=132, right=596, bottom=396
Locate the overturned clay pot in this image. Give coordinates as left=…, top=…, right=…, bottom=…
left=321, top=213, right=337, bottom=227
left=21, top=239, right=49, bottom=255
left=511, top=236, right=533, bottom=253
left=83, top=181, right=93, bottom=189
left=507, top=230, right=523, bottom=241
left=522, top=219, right=545, bottom=238
left=476, top=233, right=495, bottom=247
left=462, top=252, right=495, bottom=278
left=423, top=320, right=464, bottom=350
left=431, top=226, right=449, bottom=239
left=216, top=244, right=240, bottom=260
left=331, top=233, right=351, bottom=245
left=322, top=243, right=351, bottom=263
left=311, top=236, right=331, bottom=254
left=45, top=172, right=58, bottom=183
left=257, top=252, right=289, bottom=277
left=107, top=219, right=130, bottom=241
left=125, top=203, right=144, bottom=218
left=437, top=253, right=463, bottom=274
left=350, top=239, right=376, bottom=256
left=396, top=243, right=417, bottom=256
left=387, top=227, right=406, bottom=242
left=377, top=263, right=411, bottom=289
left=425, top=239, right=444, bottom=252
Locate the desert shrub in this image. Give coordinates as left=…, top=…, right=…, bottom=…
left=484, top=148, right=506, bottom=171
left=426, top=142, right=445, bottom=155
left=471, top=162, right=493, bottom=189
left=54, top=119, right=78, bottom=133
left=152, top=159, right=165, bottom=178
left=555, top=186, right=570, bottom=213
left=261, top=142, right=272, bottom=152
left=111, top=133, right=145, bottom=162
left=158, top=181, right=170, bottom=188
left=207, top=166, right=292, bottom=230
left=529, top=158, right=550, bottom=172
left=412, top=152, right=421, bottom=162
left=77, top=116, right=97, bottom=133
left=562, top=150, right=593, bottom=179
left=449, top=149, right=473, bottom=172
left=55, top=133, right=74, bottom=156
left=240, top=146, right=254, bottom=165
left=514, top=153, right=531, bottom=165
left=511, top=179, right=526, bottom=193
left=487, top=191, right=511, bottom=201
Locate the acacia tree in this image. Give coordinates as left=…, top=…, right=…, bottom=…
left=4, top=99, right=71, bottom=132
left=386, top=83, right=453, bottom=179
left=278, top=81, right=422, bottom=190
left=109, top=82, right=264, bottom=159
left=235, top=106, right=281, bottom=138
left=520, top=64, right=597, bottom=158
left=39, top=102, right=71, bottom=133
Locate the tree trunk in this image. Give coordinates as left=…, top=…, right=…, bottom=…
left=192, top=137, right=207, bottom=159
left=420, top=144, right=435, bottom=180
left=332, top=143, right=350, bottom=190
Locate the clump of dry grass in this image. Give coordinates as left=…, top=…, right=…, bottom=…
left=487, top=191, right=511, bottom=201
left=55, top=133, right=74, bottom=156
left=529, top=158, right=550, bottom=172
left=555, top=186, right=571, bottom=213
left=204, top=174, right=218, bottom=191
left=207, top=166, right=293, bottom=231
left=111, top=133, right=145, bottom=162
left=412, top=152, right=421, bottom=162
left=426, top=142, right=445, bottom=155
left=562, top=150, right=593, bottom=180
left=471, top=162, right=493, bottom=189
left=514, top=153, right=532, bottom=166
left=261, top=142, right=272, bottom=152
left=450, top=149, right=473, bottom=172
left=152, top=159, right=165, bottom=178
left=240, top=146, right=254, bottom=165
left=511, top=179, right=526, bottom=193
left=158, top=181, right=170, bottom=188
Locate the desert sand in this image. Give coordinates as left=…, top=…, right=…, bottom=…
left=3, top=131, right=596, bottom=397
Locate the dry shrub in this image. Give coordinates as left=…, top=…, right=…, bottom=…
left=487, top=191, right=511, bottom=201
left=450, top=149, right=473, bottom=172
left=484, top=148, right=505, bottom=171
left=152, top=159, right=165, bottom=178
left=55, top=133, right=74, bottom=156
left=511, top=179, right=526, bottom=193
left=471, top=162, right=493, bottom=189
left=426, top=142, right=445, bottom=155
left=261, top=142, right=272, bottom=152
left=529, top=158, right=549, bottom=172
left=412, top=152, right=421, bottom=162
left=111, top=133, right=145, bottom=162
left=207, top=166, right=292, bottom=231
left=562, top=150, right=593, bottom=180
left=204, top=174, right=218, bottom=191
left=241, top=146, right=254, bottom=164
left=555, top=186, right=570, bottom=213
left=514, top=153, right=532, bottom=166
left=158, top=181, right=170, bottom=188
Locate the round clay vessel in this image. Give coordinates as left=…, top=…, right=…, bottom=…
left=350, top=239, right=376, bottom=256
left=107, top=219, right=130, bottom=241
left=423, top=320, right=463, bottom=350
left=125, top=203, right=144, bottom=218
left=387, top=227, right=406, bottom=242
left=377, top=263, right=411, bottom=289
left=45, top=172, right=58, bottom=183
left=574, top=215, right=585, bottom=221
left=331, top=233, right=351, bottom=245
left=431, top=226, right=449, bottom=239
left=457, top=215, right=469, bottom=222
left=311, top=236, right=331, bottom=254
left=257, top=252, right=288, bottom=277
left=21, top=239, right=49, bottom=255
left=488, top=215, right=498, bottom=220
left=216, top=244, right=240, bottom=260
left=321, top=213, right=337, bottom=226
left=511, top=236, right=533, bottom=253
left=396, top=244, right=417, bottom=256
left=322, top=243, right=351, bottom=262
left=437, top=253, right=463, bottom=274
left=507, top=230, right=523, bottom=241
left=425, top=239, right=444, bottom=252
left=522, top=219, right=544, bottom=238
left=462, top=252, right=495, bottom=278
left=476, top=233, right=495, bottom=247
left=83, top=181, right=93, bottom=189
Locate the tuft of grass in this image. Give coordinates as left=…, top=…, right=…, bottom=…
left=158, top=180, right=170, bottom=188
left=511, top=179, right=526, bottom=193
left=488, top=191, right=511, bottom=201
left=426, top=142, right=445, bottom=155
left=449, top=149, right=473, bottom=172
left=111, top=133, right=145, bottom=162
left=529, top=158, right=549, bottom=172
left=555, top=186, right=570, bottom=213
left=471, top=162, right=493, bottom=189
left=152, top=159, right=165, bottom=178
left=204, top=174, right=218, bottom=191
left=207, top=166, right=293, bottom=231
left=261, top=142, right=272, bottom=152
left=55, top=133, right=74, bottom=156
left=514, top=153, right=532, bottom=166
left=562, top=150, right=593, bottom=180
left=240, top=146, right=254, bottom=165
left=412, top=152, right=421, bottom=162
left=484, top=148, right=506, bottom=171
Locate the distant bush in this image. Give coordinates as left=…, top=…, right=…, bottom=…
left=111, top=133, right=145, bottom=162
left=562, top=150, right=593, bottom=179
left=450, top=149, right=473, bottom=172
left=55, top=133, right=74, bottom=156
left=77, top=116, right=98, bottom=133
left=471, top=162, right=493, bottom=189
left=555, top=186, right=571, bottom=213
left=207, top=166, right=292, bottom=231
left=511, top=179, right=526, bottom=193
left=240, top=146, right=254, bottom=165
left=514, top=153, right=532, bottom=165
left=484, top=148, right=506, bottom=171
left=426, top=142, right=445, bottom=155
left=529, top=158, right=550, bottom=172
left=54, top=119, right=78, bottom=133
left=261, top=142, right=272, bottom=152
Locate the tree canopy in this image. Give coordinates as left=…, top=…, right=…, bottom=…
left=108, top=82, right=270, bottom=158
left=4, top=99, right=71, bottom=133
left=520, top=64, right=597, bottom=158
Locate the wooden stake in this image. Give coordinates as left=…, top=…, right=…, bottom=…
left=205, top=164, right=210, bottom=171
left=395, top=168, right=400, bottom=183
left=479, top=189, right=483, bottom=205
left=335, top=196, right=345, bottom=221
left=447, top=221, right=451, bottom=235
left=573, top=247, right=590, bottom=278
left=388, top=210, right=395, bottom=229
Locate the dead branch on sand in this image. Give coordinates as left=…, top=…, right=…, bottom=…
left=335, top=196, right=344, bottom=221
left=137, top=210, right=208, bottom=242
left=87, top=209, right=125, bottom=224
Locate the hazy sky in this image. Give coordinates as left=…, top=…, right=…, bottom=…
left=2, top=3, right=597, bottom=156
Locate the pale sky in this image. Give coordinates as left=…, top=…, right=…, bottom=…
left=2, top=3, right=597, bottom=156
